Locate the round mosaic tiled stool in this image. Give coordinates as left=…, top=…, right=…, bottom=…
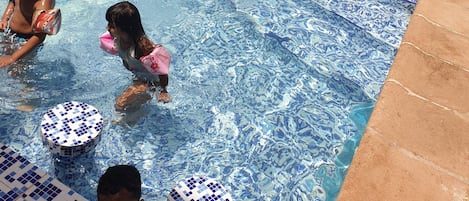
left=40, top=101, right=103, bottom=159
left=168, top=176, right=233, bottom=201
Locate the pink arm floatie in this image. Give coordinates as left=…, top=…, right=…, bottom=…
left=99, top=31, right=118, bottom=55
left=140, top=45, right=171, bottom=75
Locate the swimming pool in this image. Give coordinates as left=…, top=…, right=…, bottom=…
left=0, top=0, right=416, bottom=200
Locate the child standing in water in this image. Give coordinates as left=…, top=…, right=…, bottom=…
left=0, top=0, right=61, bottom=67
left=103, top=1, right=171, bottom=112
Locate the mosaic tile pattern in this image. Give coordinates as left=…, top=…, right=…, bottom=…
left=40, top=101, right=103, bottom=158
left=313, top=0, right=416, bottom=47
left=168, top=176, right=233, bottom=201
left=0, top=143, right=87, bottom=201
left=0, top=1, right=417, bottom=201
left=232, top=0, right=416, bottom=99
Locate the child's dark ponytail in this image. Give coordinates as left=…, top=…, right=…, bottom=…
left=136, top=35, right=155, bottom=59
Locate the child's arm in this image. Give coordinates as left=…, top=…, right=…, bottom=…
left=0, top=0, right=55, bottom=68
left=157, top=74, right=171, bottom=103
left=159, top=75, right=168, bottom=92
left=0, top=0, right=14, bottom=30
left=0, top=33, right=46, bottom=67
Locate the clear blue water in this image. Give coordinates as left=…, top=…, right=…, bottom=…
left=0, top=0, right=416, bottom=200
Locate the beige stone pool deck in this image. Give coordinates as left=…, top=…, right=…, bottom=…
left=337, top=0, right=469, bottom=200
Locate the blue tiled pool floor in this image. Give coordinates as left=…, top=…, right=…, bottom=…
left=0, top=0, right=417, bottom=200
left=0, top=143, right=87, bottom=201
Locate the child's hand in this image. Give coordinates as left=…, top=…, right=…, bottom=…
left=0, top=56, right=15, bottom=68
left=158, top=91, right=171, bottom=103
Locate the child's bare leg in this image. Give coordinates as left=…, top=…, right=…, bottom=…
left=115, top=82, right=151, bottom=112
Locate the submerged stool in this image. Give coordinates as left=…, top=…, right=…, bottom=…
left=168, top=176, right=233, bottom=201
left=40, top=101, right=103, bottom=159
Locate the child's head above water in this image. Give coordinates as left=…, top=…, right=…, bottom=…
left=105, top=1, right=145, bottom=44
left=97, top=164, right=142, bottom=201
left=105, top=1, right=155, bottom=58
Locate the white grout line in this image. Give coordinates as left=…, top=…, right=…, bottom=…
left=413, top=13, right=469, bottom=39
left=367, top=127, right=469, bottom=185
left=397, top=141, right=469, bottom=185
left=386, top=79, right=451, bottom=111
left=384, top=79, right=469, bottom=122
left=400, top=42, right=469, bottom=73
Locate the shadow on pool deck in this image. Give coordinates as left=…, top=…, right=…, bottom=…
left=337, top=0, right=469, bottom=200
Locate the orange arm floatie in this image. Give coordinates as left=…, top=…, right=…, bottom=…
left=32, top=8, right=61, bottom=35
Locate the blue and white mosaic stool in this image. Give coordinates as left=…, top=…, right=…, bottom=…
left=40, top=101, right=103, bottom=159
left=168, top=176, right=233, bottom=201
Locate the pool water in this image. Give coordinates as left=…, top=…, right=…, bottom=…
left=0, top=0, right=416, bottom=200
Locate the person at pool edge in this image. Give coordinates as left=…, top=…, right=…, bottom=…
left=97, top=164, right=144, bottom=201
left=102, top=1, right=171, bottom=112
left=0, top=0, right=61, bottom=67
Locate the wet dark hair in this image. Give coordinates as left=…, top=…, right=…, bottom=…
left=105, top=1, right=154, bottom=58
left=97, top=165, right=142, bottom=200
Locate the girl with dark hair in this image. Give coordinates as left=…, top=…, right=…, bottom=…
left=102, top=1, right=171, bottom=112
